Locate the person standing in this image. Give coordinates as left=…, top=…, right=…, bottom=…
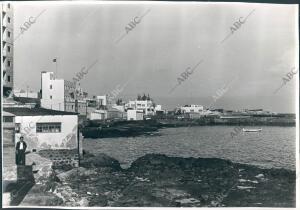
left=16, top=136, right=27, bottom=165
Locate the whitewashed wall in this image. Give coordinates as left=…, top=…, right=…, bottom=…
left=14, top=115, right=79, bottom=151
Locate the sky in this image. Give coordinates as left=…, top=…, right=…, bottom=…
left=12, top=2, right=298, bottom=113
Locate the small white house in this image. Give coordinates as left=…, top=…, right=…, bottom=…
left=127, top=110, right=143, bottom=121
left=125, top=100, right=155, bottom=115
left=96, top=95, right=107, bottom=106
left=3, top=107, right=80, bottom=152
left=90, top=109, right=107, bottom=120
left=180, top=104, right=204, bottom=113
left=14, top=89, right=39, bottom=98
left=154, top=105, right=162, bottom=112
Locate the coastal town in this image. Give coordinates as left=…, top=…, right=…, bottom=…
left=2, top=2, right=297, bottom=208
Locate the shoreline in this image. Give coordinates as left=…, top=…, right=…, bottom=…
left=19, top=152, right=296, bottom=207
left=82, top=118, right=295, bottom=139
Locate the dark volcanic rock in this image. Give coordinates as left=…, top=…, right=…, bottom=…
left=80, top=153, right=121, bottom=171
left=43, top=153, right=295, bottom=207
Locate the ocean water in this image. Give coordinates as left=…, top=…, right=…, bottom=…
left=83, top=126, right=296, bottom=170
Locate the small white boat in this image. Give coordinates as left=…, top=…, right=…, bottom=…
left=243, top=128, right=262, bottom=132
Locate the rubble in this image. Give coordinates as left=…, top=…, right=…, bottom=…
left=21, top=153, right=296, bottom=207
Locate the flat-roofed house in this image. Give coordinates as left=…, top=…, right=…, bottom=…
left=127, top=110, right=144, bottom=121
left=3, top=107, right=82, bottom=167
left=180, top=104, right=204, bottom=113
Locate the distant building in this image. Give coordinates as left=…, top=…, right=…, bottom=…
left=180, top=104, right=204, bottom=113
left=86, top=98, right=98, bottom=108
left=89, top=107, right=126, bottom=120
left=127, top=110, right=143, bottom=121
left=14, top=89, right=39, bottom=98
left=1, top=3, right=14, bottom=97
left=107, top=108, right=126, bottom=120
left=89, top=109, right=107, bottom=120
left=88, top=96, right=128, bottom=120
left=3, top=98, right=36, bottom=109
left=96, top=95, right=107, bottom=106
left=40, top=72, right=87, bottom=116
left=154, top=104, right=162, bottom=112
left=125, top=100, right=155, bottom=115
left=186, top=109, right=221, bottom=119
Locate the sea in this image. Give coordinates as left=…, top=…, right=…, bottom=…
left=83, top=126, right=296, bottom=170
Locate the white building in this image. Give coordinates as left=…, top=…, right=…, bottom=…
left=180, top=104, right=204, bottom=113
left=4, top=107, right=80, bottom=152
left=127, top=110, right=144, bottom=121
left=89, top=108, right=126, bottom=120
left=125, top=100, right=155, bottom=116
left=96, top=95, right=107, bottom=106
left=14, top=89, right=39, bottom=98
left=90, top=109, right=107, bottom=120
left=40, top=72, right=87, bottom=115
left=41, top=71, right=66, bottom=111
left=1, top=3, right=14, bottom=96
left=154, top=104, right=162, bottom=112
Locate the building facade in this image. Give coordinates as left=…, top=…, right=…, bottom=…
left=4, top=107, right=80, bottom=151
left=14, top=89, right=39, bottom=98
left=1, top=2, right=14, bottom=96
left=127, top=109, right=144, bottom=121
left=180, top=104, right=204, bottom=113
left=90, top=109, right=107, bottom=120
left=125, top=99, right=155, bottom=116
left=96, top=95, right=107, bottom=107
left=40, top=72, right=87, bottom=116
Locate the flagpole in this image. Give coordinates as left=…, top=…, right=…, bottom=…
left=56, top=58, right=58, bottom=76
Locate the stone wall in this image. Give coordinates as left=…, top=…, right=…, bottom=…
left=38, top=149, right=79, bottom=168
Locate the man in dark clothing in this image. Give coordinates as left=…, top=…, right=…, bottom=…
left=16, top=136, right=27, bottom=165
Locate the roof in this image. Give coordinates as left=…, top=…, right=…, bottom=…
left=3, top=107, right=78, bottom=116
left=3, top=111, right=15, bottom=117
left=108, top=108, right=123, bottom=112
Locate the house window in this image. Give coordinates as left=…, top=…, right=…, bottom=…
left=8, top=4, right=10, bottom=9
left=7, top=17, right=10, bottom=23
left=7, top=46, right=11, bottom=52
left=50, top=85, right=52, bottom=89
left=7, top=60, right=11, bottom=67
left=7, top=31, right=10, bottom=37
left=36, top=122, right=61, bottom=133
left=7, top=76, right=10, bottom=82
left=50, top=95, right=52, bottom=99
left=3, top=116, right=13, bottom=122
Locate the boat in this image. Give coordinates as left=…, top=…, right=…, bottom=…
left=242, top=128, right=262, bottom=132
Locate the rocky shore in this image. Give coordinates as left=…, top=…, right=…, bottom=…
left=21, top=152, right=296, bottom=207
left=82, top=116, right=295, bottom=139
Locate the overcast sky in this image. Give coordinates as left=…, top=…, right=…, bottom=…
left=13, top=2, right=298, bottom=112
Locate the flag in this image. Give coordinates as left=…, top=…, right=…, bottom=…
left=53, top=58, right=57, bottom=62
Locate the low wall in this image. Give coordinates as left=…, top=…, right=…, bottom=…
left=38, top=149, right=79, bottom=168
